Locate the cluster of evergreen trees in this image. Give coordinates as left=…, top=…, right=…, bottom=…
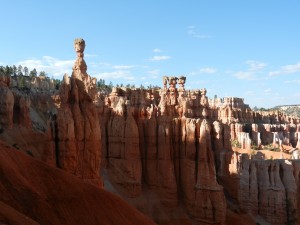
left=0, top=65, right=46, bottom=78
left=1, top=65, right=161, bottom=92
left=96, top=79, right=160, bottom=94
left=0, top=65, right=61, bottom=90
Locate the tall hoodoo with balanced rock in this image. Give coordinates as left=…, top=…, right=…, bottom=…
left=56, top=38, right=102, bottom=187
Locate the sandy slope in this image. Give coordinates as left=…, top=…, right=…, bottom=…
left=0, top=141, right=156, bottom=225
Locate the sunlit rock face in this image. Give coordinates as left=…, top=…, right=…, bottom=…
left=219, top=151, right=300, bottom=225
left=99, top=76, right=227, bottom=224
left=56, top=38, right=103, bottom=187
left=99, top=74, right=299, bottom=224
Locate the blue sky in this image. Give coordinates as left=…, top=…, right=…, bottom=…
left=1, top=0, right=300, bottom=108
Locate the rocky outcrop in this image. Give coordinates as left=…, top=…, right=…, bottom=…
left=0, top=73, right=14, bottom=129
left=179, top=119, right=226, bottom=223
left=10, top=74, right=56, bottom=91
left=106, top=98, right=142, bottom=197
left=219, top=150, right=300, bottom=225
left=101, top=77, right=227, bottom=224
left=98, top=75, right=299, bottom=224
left=56, top=39, right=102, bottom=187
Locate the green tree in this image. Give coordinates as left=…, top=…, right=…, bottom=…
left=23, top=66, right=29, bottom=76
left=17, top=65, right=23, bottom=76
left=12, top=65, right=17, bottom=76
left=54, top=79, right=61, bottom=90
left=29, top=68, right=37, bottom=78
left=18, top=76, right=25, bottom=89
left=4, top=66, right=13, bottom=76
left=97, top=79, right=105, bottom=89
left=39, top=71, right=47, bottom=77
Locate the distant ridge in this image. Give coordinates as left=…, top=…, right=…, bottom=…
left=272, top=104, right=300, bottom=118
left=273, top=104, right=300, bottom=108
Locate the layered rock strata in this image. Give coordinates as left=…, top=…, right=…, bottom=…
left=101, top=77, right=227, bottom=224
left=55, top=38, right=102, bottom=187
left=98, top=76, right=299, bottom=225
left=219, top=150, right=300, bottom=225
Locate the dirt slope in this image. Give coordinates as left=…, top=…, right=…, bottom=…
left=0, top=141, right=156, bottom=225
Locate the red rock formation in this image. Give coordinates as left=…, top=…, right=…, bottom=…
left=0, top=73, right=14, bottom=129
left=56, top=38, right=102, bottom=187
left=219, top=150, right=299, bottom=225
left=98, top=76, right=300, bottom=224
left=0, top=140, right=156, bottom=225
left=100, top=77, right=227, bottom=224
left=2, top=39, right=300, bottom=225
left=106, top=98, right=142, bottom=196
left=181, top=119, right=226, bottom=224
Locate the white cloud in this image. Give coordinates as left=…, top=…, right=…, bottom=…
left=89, top=62, right=112, bottom=68
left=187, top=25, right=211, bottom=39
left=98, top=70, right=135, bottom=80
left=113, top=65, right=136, bottom=69
left=18, top=56, right=74, bottom=77
left=245, top=91, right=254, bottom=95
left=199, top=67, right=217, bottom=74
left=147, top=69, right=159, bottom=75
left=194, top=34, right=211, bottom=39
left=85, top=54, right=98, bottom=58
left=149, top=55, right=171, bottom=61
left=232, top=60, right=266, bottom=80
left=246, top=60, right=267, bottom=71
left=153, top=48, right=162, bottom=53
left=284, top=79, right=300, bottom=84
left=190, top=67, right=217, bottom=76
left=234, top=71, right=254, bottom=80
left=269, top=62, right=300, bottom=76
left=264, top=88, right=271, bottom=93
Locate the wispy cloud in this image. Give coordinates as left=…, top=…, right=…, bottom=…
left=85, top=54, right=98, bottom=58
left=18, top=56, right=74, bottom=77
left=89, top=62, right=111, bottom=68
left=190, top=67, right=217, bottom=76
left=233, top=60, right=267, bottom=80
left=17, top=55, right=142, bottom=83
left=199, top=67, right=217, bottom=74
left=153, top=48, right=162, bottom=53
left=147, top=69, right=159, bottom=75
left=113, top=65, right=136, bottom=69
left=187, top=25, right=211, bottom=39
left=284, top=79, right=300, bottom=84
left=264, top=88, right=271, bottom=93
left=245, top=91, right=254, bottom=95
left=269, top=61, right=300, bottom=76
left=98, top=70, right=135, bottom=81
left=149, top=55, right=171, bottom=61
left=246, top=60, right=267, bottom=71
left=234, top=71, right=254, bottom=80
